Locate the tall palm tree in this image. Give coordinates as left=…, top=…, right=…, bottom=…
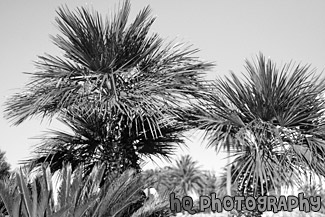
left=4, top=1, right=213, bottom=176
left=182, top=53, right=325, bottom=217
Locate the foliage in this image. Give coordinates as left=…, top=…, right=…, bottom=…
left=26, top=107, right=187, bottom=177
left=298, top=178, right=325, bottom=214
left=142, top=155, right=209, bottom=199
left=0, top=150, right=10, bottom=180
left=170, top=155, right=206, bottom=196
left=0, top=163, right=171, bottom=217
left=0, top=165, right=71, bottom=217
left=142, top=167, right=178, bottom=197
left=4, top=0, right=213, bottom=177
left=180, top=53, right=325, bottom=216
left=130, top=190, right=172, bottom=217
left=214, top=166, right=237, bottom=199
left=199, top=170, right=218, bottom=196
left=0, top=150, right=11, bottom=216
left=146, top=155, right=206, bottom=197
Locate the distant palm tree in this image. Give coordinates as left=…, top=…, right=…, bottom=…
left=298, top=178, right=325, bottom=214
left=182, top=53, right=325, bottom=217
left=4, top=0, right=213, bottom=176
left=169, top=155, right=205, bottom=197
left=200, top=170, right=218, bottom=196
left=142, top=167, right=180, bottom=199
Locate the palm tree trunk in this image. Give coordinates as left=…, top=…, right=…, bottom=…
left=226, top=150, right=232, bottom=196
left=236, top=172, right=265, bottom=217
left=226, top=136, right=232, bottom=197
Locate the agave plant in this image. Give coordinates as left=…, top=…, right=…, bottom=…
left=0, top=163, right=169, bottom=217
left=0, top=165, right=68, bottom=217
left=4, top=0, right=212, bottom=177
left=181, top=53, right=325, bottom=216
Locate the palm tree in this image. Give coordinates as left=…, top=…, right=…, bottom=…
left=168, top=155, right=206, bottom=197
left=142, top=167, right=180, bottom=199
left=182, top=53, right=325, bottom=216
left=299, top=180, right=325, bottom=214
left=200, top=170, right=218, bottom=196
left=4, top=1, right=213, bottom=176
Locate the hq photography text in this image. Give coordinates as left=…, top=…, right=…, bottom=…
left=169, top=192, right=322, bottom=214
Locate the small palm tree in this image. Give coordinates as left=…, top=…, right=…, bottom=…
left=182, top=53, right=325, bottom=216
left=4, top=0, right=213, bottom=176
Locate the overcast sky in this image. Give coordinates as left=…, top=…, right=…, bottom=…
left=1, top=0, right=325, bottom=173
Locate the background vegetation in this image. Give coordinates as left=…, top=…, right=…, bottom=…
left=2, top=1, right=325, bottom=217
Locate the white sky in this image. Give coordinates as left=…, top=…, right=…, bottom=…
left=1, top=0, right=325, bottom=174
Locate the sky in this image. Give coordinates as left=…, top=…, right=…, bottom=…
left=1, top=0, right=325, bottom=175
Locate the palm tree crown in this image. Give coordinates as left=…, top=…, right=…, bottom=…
left=169, top=155, right=206, bottom=196
left=183, top=53, right=325, bottom=216
left=4, top=1, right=213, bottom=175
left=5, top=1, right=212, bottom=125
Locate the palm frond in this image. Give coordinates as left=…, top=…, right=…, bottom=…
left=22, top=104, right=188, bottom=176
left=4, top=0, right=213, bottom=127
left=92, top=169, right=150, bottom=217
left=130, top=190, right=171, bottom=217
